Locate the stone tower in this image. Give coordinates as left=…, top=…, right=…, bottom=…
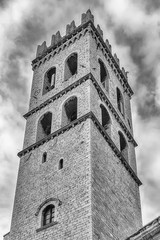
left=4, top=10, right=142, bottom=240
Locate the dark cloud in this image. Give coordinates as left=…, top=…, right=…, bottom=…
left=138, top=92, right=160, bottom=119
left=0, top=0, right=10, bottom=8
left=113, top=27, right=160, bottom=119
left=1, top=51, right=29, bottom=114
left=5, top=58, right=25, bottom=91
left=16, top=18, right=47, bottom=50
left=138, top=0, right=160, bottom=14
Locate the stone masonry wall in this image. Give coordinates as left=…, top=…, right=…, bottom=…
left=28, top=31, right=90, bottom=112
left=8, top=12, right=142, bottom=240
left=23, top=80, right=91, bottom=149
left=90, top=121, right=142, bottom=240
left=89, top=34, right=134, bottom=135
left=10, top=120, right=92, bottom=240
left=90, top=80, right=137, bottom=173
left=89, top=34, right=137, bottom=173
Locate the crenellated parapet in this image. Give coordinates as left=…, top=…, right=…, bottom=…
left=97, top=24, right=103, bottom=38
left=51, top=31, right=62, bottom=46
left=114, top=53, right=120, bottom=66
left=36, top=41, right=47, bottom=58
left=105, top=39, right=112, bottom=53
left=66, top=20, right=76, bottom=35
left=35, top=9, right=94, bottom=61
left=33, top=9, right=132, bottom=96
left=81, top=9, right=94, bottom=24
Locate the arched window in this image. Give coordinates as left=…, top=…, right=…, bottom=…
left=128, top=118, right=132, bottom=129
left=42, top=205, right=55, bottom=226
left=37, top=112, right=52, bottom=141
left=64, top=53, right=78, bottom=81
left=117, top=87, right=124, bottom=116
left=43, top=67, right=56, bottom=95
left=62, top=96, right=77, bottom=126
left=59, top=159, right=63, bottom=170
left=42, top=152, right=47, bottom=163
left=99, top=59, right=109, bottom=92
left=118, top=131, right=128, bottom=160
left=100, top=104, right=111, bottom=135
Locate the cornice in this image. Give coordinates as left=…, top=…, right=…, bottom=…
left=3, top=232, right=10, bottom=238
left=24, top=73, right=137, bottom=147
left=126, top=216, right=160, bottom=240
left=18, top=111, right=141, bottom=186
left=32, top=21, right=133, bottom=97
left=24, top=73, right=90, bottom=119
left=90, top=74, right=137, bottom=147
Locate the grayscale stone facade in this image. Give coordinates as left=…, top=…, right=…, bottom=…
left=4, top=10, right=159, bottom=240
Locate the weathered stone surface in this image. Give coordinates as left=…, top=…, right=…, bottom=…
left=97, top=24, right=103, bottom=38
left=36, top=41, right=47, bottom=58
left=81, top=9, right=94, bottom=24
left=66, top=21, right=76, bottom=35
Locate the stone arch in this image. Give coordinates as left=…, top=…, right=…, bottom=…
left=35, top=198, right=62, bottom=217
left=43, top=67, right=56, bottom=95
left=116, top=87, right=125, bottom=117
left=36, top=112, right=52, bottom=141
left=64, top=52, right=78, bottom=81
left=100, top=104, right=111, bottom=135
left=42, top=204, right=55, bottom=226
left=61, top=96, right=77, bottom=127
left=118, top=131, right=128, bottom=161
left=35, top=197, right=62, bottom=230
left=98, top=58, right=109, bottom=92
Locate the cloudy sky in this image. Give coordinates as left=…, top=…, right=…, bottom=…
left=1, top=0, right=160, bottom=238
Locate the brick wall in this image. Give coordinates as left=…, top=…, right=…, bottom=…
left=10, top=120, right=92, bottom=240
left=28, top=32, right=90, bottom=112
left=90, top=121, right=142, bottom=240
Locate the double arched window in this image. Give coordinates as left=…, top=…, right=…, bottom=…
left=99, top=59, right=109, bottom=92
left=62, top=96, right=77, bottom=126
left=43, top=67, right=56, bottom=95
left=36, top=97, right=78, bottom=142
left=64, top=53, right=78, bottom=81
left=42, top=52, right=78, bottom=95
left=116, top=87, right=124, bottom=117
left=118, top=131, right=128, bottom=161
left=36, top=112, right=52, bottom=141
left=42, top=204, right=55, bottom=226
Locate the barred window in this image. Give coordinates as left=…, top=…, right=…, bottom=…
left=42, top=205, right=55, bottom=226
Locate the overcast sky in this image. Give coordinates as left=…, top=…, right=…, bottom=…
left=1, top=0, right=160, bottom=239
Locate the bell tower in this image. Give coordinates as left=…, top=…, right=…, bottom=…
left=4, top=10, right=142, bottom=240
